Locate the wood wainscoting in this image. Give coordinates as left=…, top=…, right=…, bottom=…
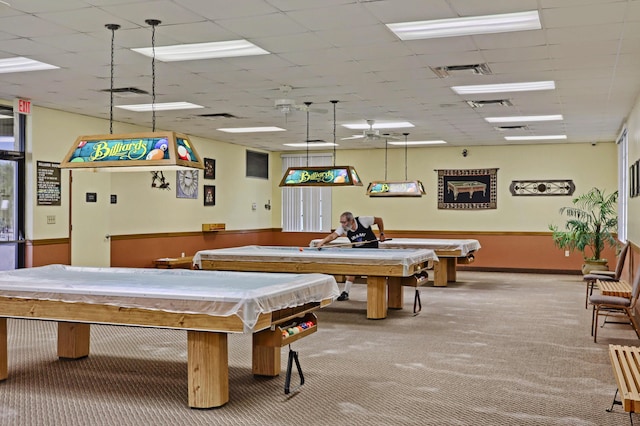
left=28, top=229, right=618, bottom=274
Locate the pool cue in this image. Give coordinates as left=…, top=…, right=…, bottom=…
left=309, top=238, right=392, bottom=250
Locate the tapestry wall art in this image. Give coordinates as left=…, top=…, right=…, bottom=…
left=436, top=168, right=498, bottom=210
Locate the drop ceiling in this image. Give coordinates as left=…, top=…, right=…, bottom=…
left=0, top=0, right=638, bottom=151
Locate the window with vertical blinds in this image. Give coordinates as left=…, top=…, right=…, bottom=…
left=281, top=153, right=332, bottom=232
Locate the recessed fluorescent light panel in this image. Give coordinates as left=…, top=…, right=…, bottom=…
left=217, top=127, right=285, bottom=133
left=342, top=122, right=414, bottom=130
left=504, top=135, right=567, bottom=141
left=115, top=102, right=204, bottom=112
left=132, top=40, right=270, bottom=62
left=388, top=140, right=447, bottom=146
left=452, top=81, right=555, bottom=95
left=485, top=115, right=563, bottom=123
left=284, top=142, right=337, bottom=147
left=386, top=10, right=541, bottom=40
left=0, top=57, right=59, bottom=73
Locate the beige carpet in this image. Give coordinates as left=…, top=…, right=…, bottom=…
left=0, top=271, right=636, bottom=426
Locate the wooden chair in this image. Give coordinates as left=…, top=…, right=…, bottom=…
left=584, top=241, right=630, bottom=309
left=590, top=265, right=640, bottom=343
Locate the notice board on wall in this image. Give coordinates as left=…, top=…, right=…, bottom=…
left=37, top=161, right=61, bottom=206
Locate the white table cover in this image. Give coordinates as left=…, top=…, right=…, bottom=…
left=193, top=245, right=438, bottom=276
left=0, top=264, right=339, bottom=331
left=310, top=238, right=480, bottom=256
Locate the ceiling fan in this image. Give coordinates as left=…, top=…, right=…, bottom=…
left=341, top=119, right=400, bottom=141
left=274, top=85, right=327, bottom=115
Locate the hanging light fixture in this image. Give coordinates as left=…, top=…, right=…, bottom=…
left=367, top=132, right=425, bottom=197
left=279, top=100, right=362, bottom=187
left=60, top=20, right=203, bottom=172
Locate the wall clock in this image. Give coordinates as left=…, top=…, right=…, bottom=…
left=176, top=170, right=198, bottom=199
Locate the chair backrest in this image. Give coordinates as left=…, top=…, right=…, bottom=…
left=629, top=266, right=640, bottom=308
left=614, top=241, right=631, bottom=279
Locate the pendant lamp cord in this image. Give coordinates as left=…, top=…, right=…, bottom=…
left=331, top=100, right=338, bottom=166
left=105, top=24, right=120, bottom=135
left=146, top=19, right=161, bottom=131
left=306, top=108, right=309, bottom=167
left=385, top=138, right=388, bottom=181
left=404, top=133, right=409, bottom=180
left=304, top=102, right=312, bottom=167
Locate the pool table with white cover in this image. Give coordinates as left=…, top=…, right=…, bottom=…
left=0, top=265, right=338, bottom=408
left=193, top=245, right=437, bottom=319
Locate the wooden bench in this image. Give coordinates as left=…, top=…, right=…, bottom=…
left=152, top=256, right=193, bottom=269
left=607, top=344, right=640, bottom=424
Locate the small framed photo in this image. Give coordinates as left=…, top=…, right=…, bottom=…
left=204, top=185, right=215, bottom=206
left=204, top=158, right=216, bottom=180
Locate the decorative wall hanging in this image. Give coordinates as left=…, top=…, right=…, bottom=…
left=176, top=170, right=198, bottom=199
left=204, top=158, right=216, bottom=179
left=509, top=179, right=575, bottom=196
left=436, top=168, right=498, bottom=209
left=204, top=185, right=215, bottom=206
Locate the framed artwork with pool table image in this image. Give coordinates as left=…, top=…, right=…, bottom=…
left=437, top=168, right=498, bottom=210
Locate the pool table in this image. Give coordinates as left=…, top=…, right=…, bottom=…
left=310, top=237, right=481, bottom=287
left=447, top=180, right=487, bottom=200
left=0, top=265, right=338, bottom=408
left=193, top=245, right=437, bottom=319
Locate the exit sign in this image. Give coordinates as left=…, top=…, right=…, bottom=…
left=18, top=99, right=31, bottom=115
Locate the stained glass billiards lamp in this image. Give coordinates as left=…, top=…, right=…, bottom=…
left=366, top=133, right=425, bottom=197
left=60, top=20, right=203, bottom=173
left=279, top=100, right=362, bottom=187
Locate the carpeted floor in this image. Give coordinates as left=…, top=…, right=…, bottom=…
left=0, top=271, right=637, bottom=426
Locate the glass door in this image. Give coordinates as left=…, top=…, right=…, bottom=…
left=0, top=106, right=24, bottom=270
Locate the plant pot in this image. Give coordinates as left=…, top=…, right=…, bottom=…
left=581, top=259, right=609, bottom=275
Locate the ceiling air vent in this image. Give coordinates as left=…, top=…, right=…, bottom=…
left=198, top=113, right=238, bottom=119
left=431, top=63, right=492, bottom=78
left=100, top=87, right=148, bottom=97
left=466, top=99, right=513, bottom=108
left=494, top=125, right=529, bottom=132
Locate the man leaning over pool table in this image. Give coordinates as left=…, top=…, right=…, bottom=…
left=314, top=211, right=385, bottom=301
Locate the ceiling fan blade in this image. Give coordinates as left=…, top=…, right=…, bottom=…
left=295, top=104, right=328, bottom=114
left=340, top=135, right=364, bottom=140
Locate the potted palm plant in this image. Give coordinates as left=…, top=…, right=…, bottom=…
left=549, top=187, right=619, bottom=274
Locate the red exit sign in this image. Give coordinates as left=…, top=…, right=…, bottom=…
left=18, top=99, right=31, bottom=115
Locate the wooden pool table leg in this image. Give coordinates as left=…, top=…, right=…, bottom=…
left=187, top=330, right=228, bottom=408
left=252, top=329, right=281, bottom=377
left=367, top=276, right=388, bottom=319
left=0, top=318, right=6, bottom=380
left=387, top=277, right=403, bottom=309
left=433, top=260, right=448, bottom=287
left=447, top=259, right=457, bottom=282
left=58, top=322, right=90, bottom=359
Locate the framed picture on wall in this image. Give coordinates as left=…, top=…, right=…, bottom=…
left=176, top=170, right=199, bottom=199
left=204, top=185, right=215, bottom=206
left=436, top=168, right=498, bottom=209
left=204, top=158, right=215, bottom=180
left=631, top=162, right=636, bottom=198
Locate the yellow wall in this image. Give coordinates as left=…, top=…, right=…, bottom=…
left=26, top=106, right=274, bottom=240
left=22, top=103, right=619, bottom=241
left=277, top=143, right=617, bottom=232
left=624, top=93, right=640, bottom=244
